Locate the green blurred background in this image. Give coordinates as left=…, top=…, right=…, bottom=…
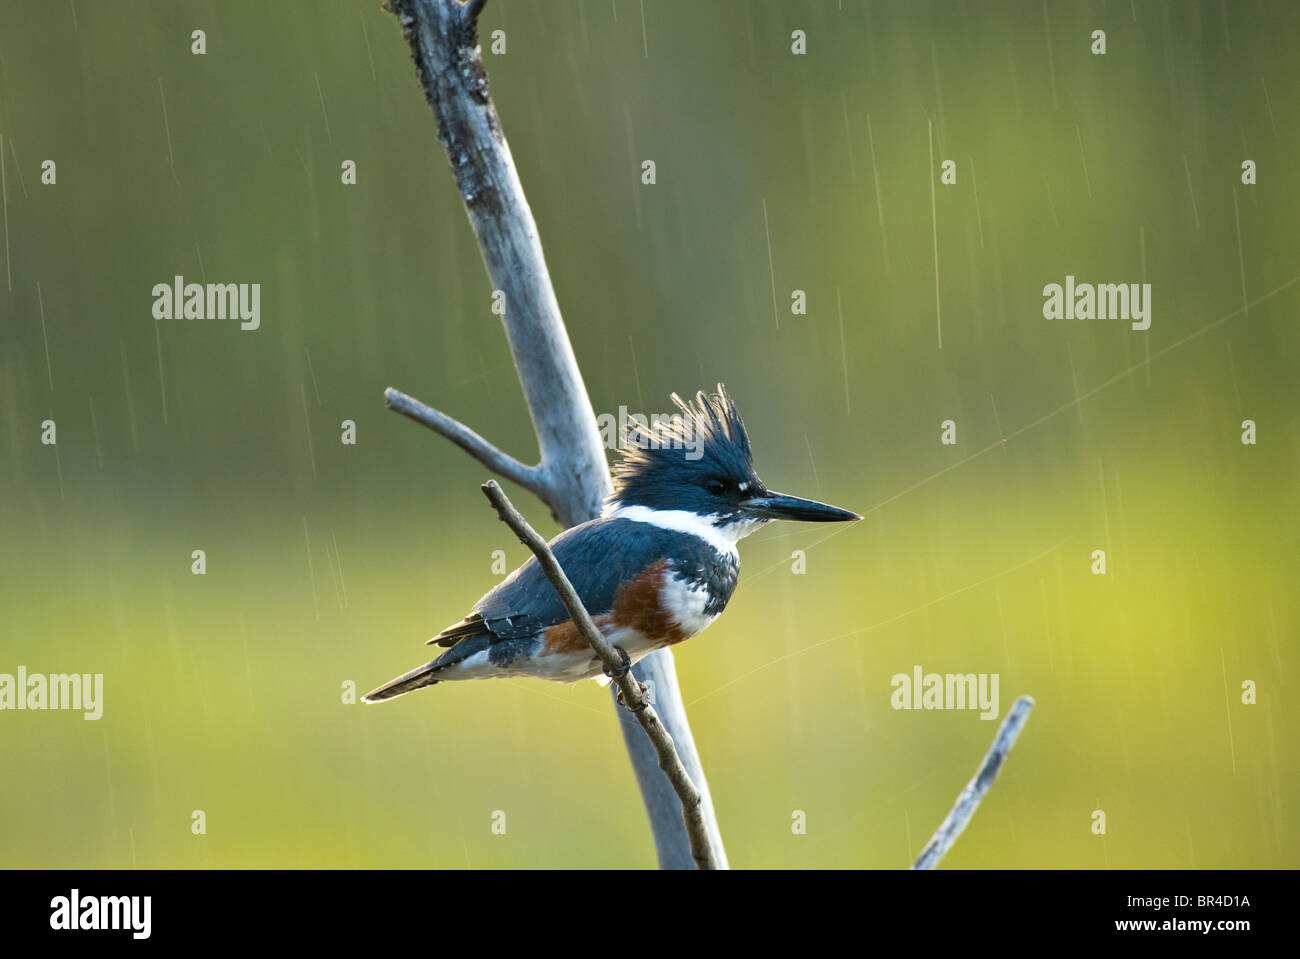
left=0, top=0, right=1296, bottom=867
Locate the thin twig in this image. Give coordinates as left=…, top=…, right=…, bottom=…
left=480, top=480, right=718, bottom=870
left=385, top=387, right=543, bottom=495
left=912, top=695, right=1035, bottom=869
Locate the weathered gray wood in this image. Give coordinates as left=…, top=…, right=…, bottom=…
left=385, top=0, right=727, bottom=869
left=387, top=0, right=606, bottom=528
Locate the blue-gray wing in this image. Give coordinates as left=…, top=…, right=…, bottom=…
left=427, top=517, right=688, bottom=647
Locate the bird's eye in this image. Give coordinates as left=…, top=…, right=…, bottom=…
left=705, top=478, right=727, bottom=495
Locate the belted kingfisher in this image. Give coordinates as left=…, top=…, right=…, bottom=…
left=363, top=385, right=860, bottom=703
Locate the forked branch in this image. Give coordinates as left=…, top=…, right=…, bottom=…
left=384, top=0, right=610, bottom=528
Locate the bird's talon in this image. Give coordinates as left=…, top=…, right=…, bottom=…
left=615, top=679, right=651, bottom=713
left=603, top=645, right=632, bottom=680
left=630, top=681, right=650, bottom=712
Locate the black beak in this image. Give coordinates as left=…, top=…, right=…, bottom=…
left=741, top=490, right=862, bottom=523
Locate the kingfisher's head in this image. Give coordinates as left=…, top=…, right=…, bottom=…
left=606, top=385, right=861, bottom=540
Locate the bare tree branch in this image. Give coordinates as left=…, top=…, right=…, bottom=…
left=386, top=0, right=608, bottom=528
left=481, top=480, right=718, bottom=869
left=384, top=0, right=728, bottom=868
left=912, top=695, right=1035, bottom=870
left=384, top=386, right=542, bottom=496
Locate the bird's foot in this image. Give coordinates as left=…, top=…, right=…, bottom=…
left=605, top=647, right=649, bottom=712
left=603, top=645, right=632, bottom=681
left=616, top=680, right=651, bottom=713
